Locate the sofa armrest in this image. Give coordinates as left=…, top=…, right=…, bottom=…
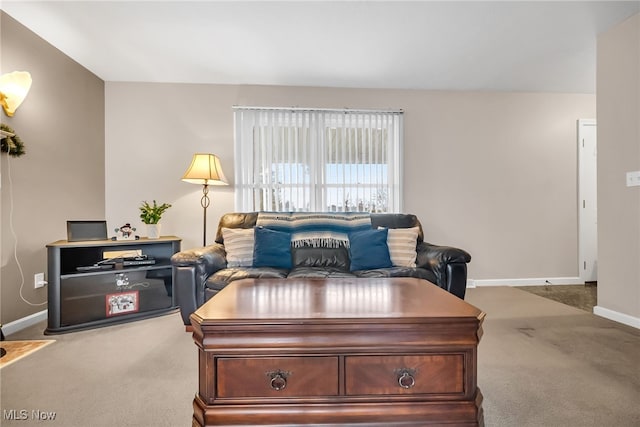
left=171, top=243, right=227, bottom=325
left=416, top=242, right=471, bottom=299
left=171, top=243, right=227, bottom=273
left=417, top=242, right=471, bottom=266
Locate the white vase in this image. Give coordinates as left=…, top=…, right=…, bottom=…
left=147, top=223, right=161, bottom=239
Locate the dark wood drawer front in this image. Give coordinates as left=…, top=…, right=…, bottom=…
left=345, top=354, right=464, bottom=395
left=217, top=356, right=339, bottom=398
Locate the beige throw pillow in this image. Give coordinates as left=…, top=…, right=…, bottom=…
left=222, top=227, right=254, bottom=267
left=384, top=227, right=419, bottom=267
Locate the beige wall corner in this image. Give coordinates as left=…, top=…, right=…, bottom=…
left=0, top=12, right=105, bottom=325
left=596, top=12, right=640, bottom=325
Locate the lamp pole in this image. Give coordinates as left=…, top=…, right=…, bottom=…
left=201, top=183, right=210, bottom=246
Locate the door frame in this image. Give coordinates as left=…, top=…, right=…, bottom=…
left=577, top=119, right=597, bottom=283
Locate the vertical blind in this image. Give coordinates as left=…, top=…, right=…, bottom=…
left=233, top=107, right=403, bottom=213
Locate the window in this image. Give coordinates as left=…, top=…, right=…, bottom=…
left=233, top=107, right=403, bottom=212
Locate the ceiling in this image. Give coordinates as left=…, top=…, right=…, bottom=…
left=2, top=1, right=639, bottom=93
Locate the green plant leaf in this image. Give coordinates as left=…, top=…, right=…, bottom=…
left=139, top=200, right=171, bottom=224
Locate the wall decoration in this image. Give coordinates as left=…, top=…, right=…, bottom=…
left=0, top=123, right=25, bottom=157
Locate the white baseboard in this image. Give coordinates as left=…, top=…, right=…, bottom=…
left=2, top=310, right=48, bottom=336
left=468, top=277, right=584, bottom=287
left=593, top=306, right=640, bottom=329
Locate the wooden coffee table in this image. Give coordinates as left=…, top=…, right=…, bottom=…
left=190, top=278, right=485, bottom=426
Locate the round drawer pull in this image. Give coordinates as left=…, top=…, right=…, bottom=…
left=266, top=370, right=291, bottom=391
left=398, top=371, right=415, bottom=389
left=394, top=368, right=417, bottom=389
left=270, top=373, right=287, bottom=391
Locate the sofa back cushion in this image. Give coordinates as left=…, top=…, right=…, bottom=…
left=215, top=213, right=424, bottom=269
left=371, top=213, right=423, bottom=243
left=291, top=246, right=350, bottom=270
left=216, top=213, right=424, bottom=243
left=216, top=213, right=259, bottom=244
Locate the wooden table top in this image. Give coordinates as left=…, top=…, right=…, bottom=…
left=191, top=278, right=484, bottom=326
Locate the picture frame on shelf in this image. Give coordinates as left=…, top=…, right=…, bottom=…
left=114, top=223, right=138, bottom=241
left=106, top=291, right=139, bottom=317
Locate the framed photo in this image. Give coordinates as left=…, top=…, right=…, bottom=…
left=114, top=223, right=137, bottom=241
left=105, top=291, right=139, bottom=317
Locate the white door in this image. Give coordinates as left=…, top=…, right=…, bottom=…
left=578, top=119, right=597, bottom=283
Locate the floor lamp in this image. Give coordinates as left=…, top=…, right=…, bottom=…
left=182, top=153, right=228, bottom=246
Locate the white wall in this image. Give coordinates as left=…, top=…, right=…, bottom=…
left=106, top=83, right=594, bottom=282
left=596, top=13, right=640, bottom=327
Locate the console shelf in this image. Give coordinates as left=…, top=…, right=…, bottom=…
left=45, top=236, right=181, bottom=334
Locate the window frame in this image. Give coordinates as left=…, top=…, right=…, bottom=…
left=233, top=107, right=404, bottom=213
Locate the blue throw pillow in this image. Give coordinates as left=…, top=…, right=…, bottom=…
left=253, top=226, right=292, bottom=269
left=348, top=228, right=392, bottom=271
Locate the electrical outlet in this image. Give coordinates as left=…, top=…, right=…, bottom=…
left=626, top=171, right=640, bottom=187
left=34, top=272, right=46, bottom=289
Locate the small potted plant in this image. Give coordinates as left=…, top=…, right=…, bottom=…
left=139, top=200, right=171, bottom=239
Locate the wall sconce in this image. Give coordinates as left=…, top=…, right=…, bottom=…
left=182, top=153, right=228, bottom=246
left=0, top=71, right=32, bottom=117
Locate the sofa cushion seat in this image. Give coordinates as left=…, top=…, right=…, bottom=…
left=287, top=267, right=356, bottom=279
left=207, top=267, right=289, bottom=291
left=354, top=266, right=437, bottom=283
left=204, top=267, right=290, bottom=302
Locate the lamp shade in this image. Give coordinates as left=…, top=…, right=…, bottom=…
left=0, top=71, right=32, bottom=117
left=182, top=153, right=228, bottom=185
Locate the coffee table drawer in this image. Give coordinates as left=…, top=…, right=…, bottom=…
left=345, top=354, right=464, bottom=395
left=217, top=356, right=339, bottom=398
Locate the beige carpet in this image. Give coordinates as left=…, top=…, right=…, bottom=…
left=469, top=286, right=639, bottom=427
left=0, top=286, right=638, bottom=426
left=0, top=340, right=55, bottom=369
left=518, top=284, right=597, bottom=312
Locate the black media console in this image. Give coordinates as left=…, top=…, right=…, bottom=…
left=45, top=236, right=181, bottom=334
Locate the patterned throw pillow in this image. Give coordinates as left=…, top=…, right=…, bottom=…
left=385, top=227, right=419, bottom=267
left=221, top=227, right=254, bottom=267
